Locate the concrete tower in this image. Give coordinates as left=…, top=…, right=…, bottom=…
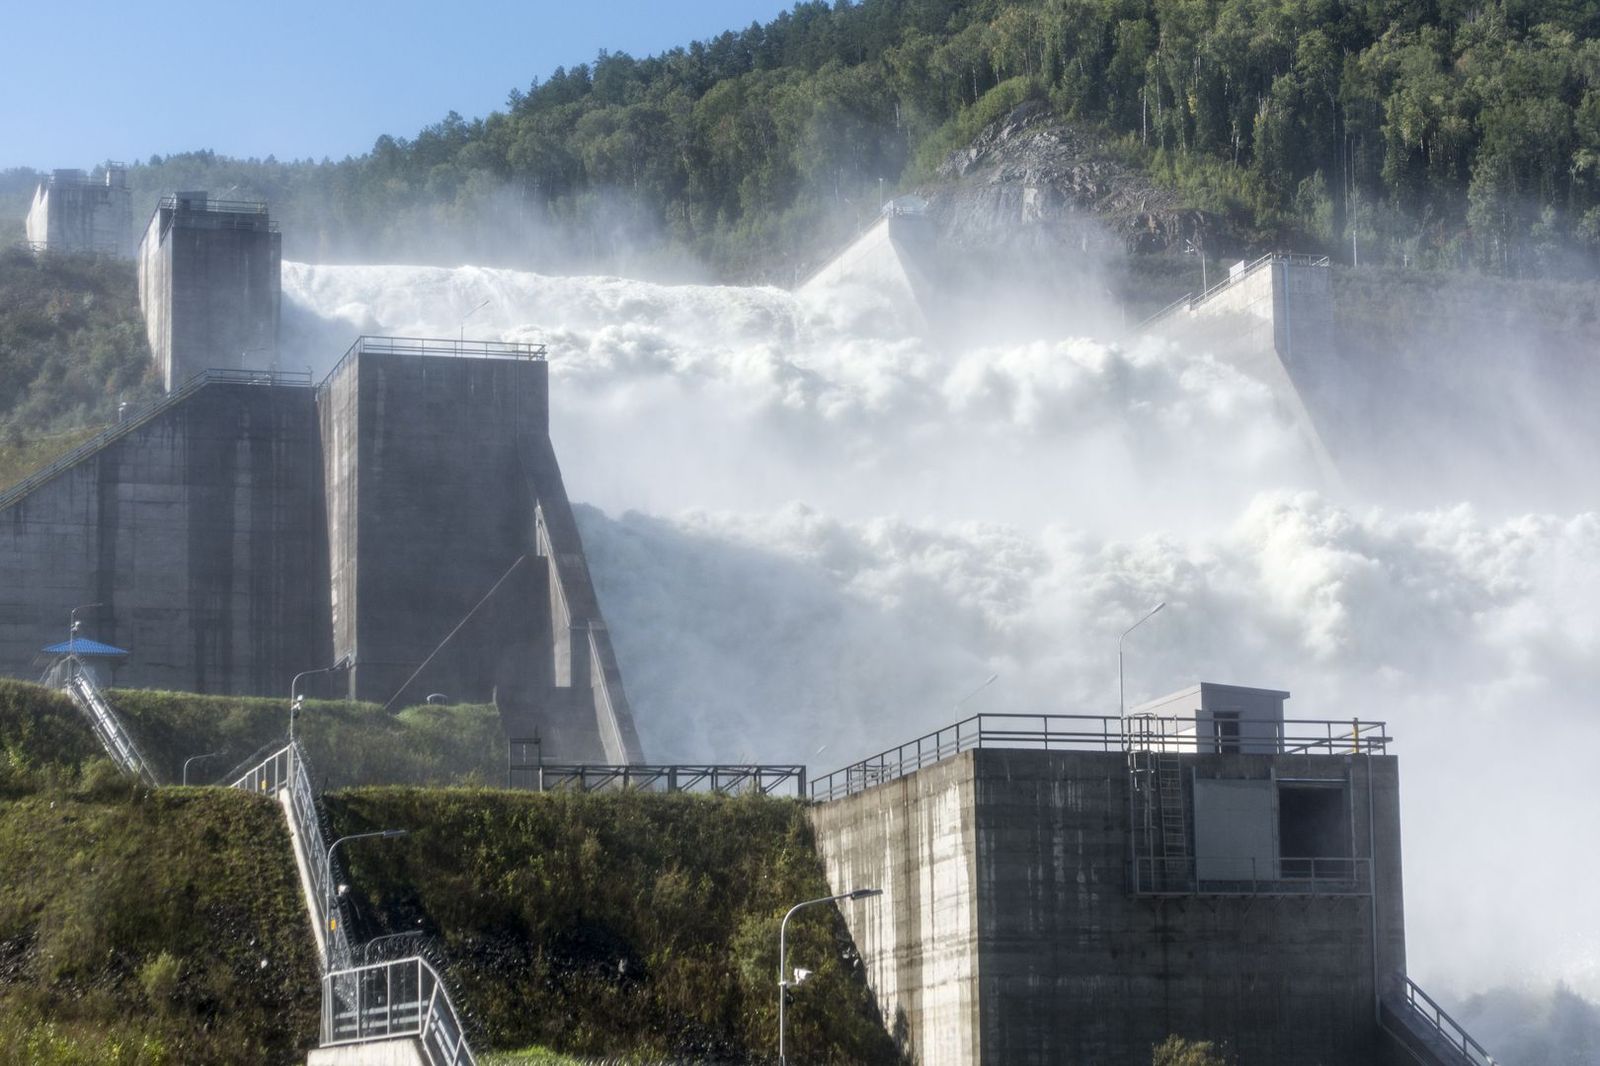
left=24, top=168, right=134, bottom=257
left=137, top=192, right=282, bottom=391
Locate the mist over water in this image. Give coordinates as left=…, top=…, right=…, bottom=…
left=282, top=260, right=1599, bottom=1016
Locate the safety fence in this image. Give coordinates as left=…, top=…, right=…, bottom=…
left=230, top=742, right=352, bottom=970
left=322, top=956, right=476, bottom=1065
left=811, top=713, right=1390, bottom=802
left=508, top=759, right=806, bottom=797
left=1133, top=855, right=1373, bottom=897
left=1138, top=251, right=1332, bottom=330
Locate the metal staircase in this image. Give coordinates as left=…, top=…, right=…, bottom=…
left=231, top=742, right=476, bottom=1065
left=1380, top=974, right=1499, bottom=1065
left=50, top=657, right=160, bottom=787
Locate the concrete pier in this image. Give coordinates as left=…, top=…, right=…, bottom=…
left=810, top=746, right=1405, bottom=1065
left=137, top=192, right=282, bottom=391
left=24, top=168, right=134, bottom=257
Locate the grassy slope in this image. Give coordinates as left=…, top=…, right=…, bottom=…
left=0, top=685, right=319, bottom=1065
left=2, top=681, right=898, bottom=1062
left=326, top=787, right=900, bottom=1064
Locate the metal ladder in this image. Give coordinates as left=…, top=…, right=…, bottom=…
left=1156, top=752, right=1188, bottom=866
left=53, top=656, right=160, bottom=787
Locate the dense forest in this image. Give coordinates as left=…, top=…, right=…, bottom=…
left=6, top=0, right=1600, bottom=279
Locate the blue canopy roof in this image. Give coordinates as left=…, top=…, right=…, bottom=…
left=42, top=637, right=129, bottom=657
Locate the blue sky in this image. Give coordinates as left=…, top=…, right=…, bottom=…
left=0, top=1, right=794, bottom=170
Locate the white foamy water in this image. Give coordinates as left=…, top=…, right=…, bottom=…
left=283, top=259, right=1600, bottom=1010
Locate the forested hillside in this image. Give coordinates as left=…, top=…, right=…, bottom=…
left=8, top=0, right=1600, bottom=279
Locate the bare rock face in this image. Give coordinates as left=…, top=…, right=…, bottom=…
left=926, top=101, right=1216, bottom=257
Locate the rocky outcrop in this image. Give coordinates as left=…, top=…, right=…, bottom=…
left=925, top=100, right=1218, bottom=257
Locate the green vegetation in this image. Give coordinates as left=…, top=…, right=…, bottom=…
left=0, top=246, right=157, bottom=489
left=103, top=687, right=505, bottom=789
left=1153, top=1035, right=1231, bottom=1065
left=325, top=787, right=898, bottom=1063
left=16, top=1, right=1600, bottom=279
left=0, top=682, right=319, bottom=1063
left=3, top=681, right=896, bottom=1061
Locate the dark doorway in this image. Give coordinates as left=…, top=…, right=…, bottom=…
left=1278, top=784, right=1350, bottom=878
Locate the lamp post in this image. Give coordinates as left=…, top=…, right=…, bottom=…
left=290, top=657, right=351, bottom=745
left=324, top=830, right=408, bottom=970
left=1184, top=238, right=1208, bottom=291
left=68, top=601, right=102, bottom=649
left=182, top=750, right=225, bottom=786
left=1118, top=602, right=1166, bottom=718
left=953, top=673, right=998, bottom=715
left=460, top=298, right=491, bottom=347
left=779, top=887, right=883, bottom=1064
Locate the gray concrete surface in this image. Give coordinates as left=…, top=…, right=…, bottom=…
left=137, top=192, right=281, bottom=390
left=0, top=340, right=639, bottom=762
left=811, top=747, right=1406, bottom=1066
left=24, top=168, right=134, bottom=257
left=305, top=1040, right=425, bottom=1066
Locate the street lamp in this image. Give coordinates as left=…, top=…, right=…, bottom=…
left=1118, top=602, right=1166, bottom=718
left=182, top=750, right=225, bottom=786
left=324, top=829, right=408, bottom=969
left=1184, top=238, right=1208, bottom=292
left=68, top=601, right=102, bottom=648
left=779, top=887, right=883, bottom=1064
left=460, top=298, right=491, bottom=346
left=290, top=657, right=352, bottom=745
left=953, top=673, right=999, bottom=714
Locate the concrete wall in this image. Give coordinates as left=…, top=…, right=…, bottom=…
left=320, top=347, right=546, bottom=708
left=25, top=170, right=133, bottom=257
left=799, top=214, right=937, bottom=332
left=138, top=195, right=281, bottom=390
left=1, top=339, right=637, bottom=760
left=0, top=383, right=331, bottom=694
left=811, top=748, right=1406, bottom=1066
left=1151, top=258, right=1340, bottom=484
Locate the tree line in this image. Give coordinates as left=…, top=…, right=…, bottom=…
left=8, top=0, right=1600, bottom=279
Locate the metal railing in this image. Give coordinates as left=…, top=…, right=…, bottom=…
left=323, top=956, right=476, bottom=1065
left=811, top=713, right=1390, bottom=802
left=231, top=742, right=477, bottom=1064
left=510, top=763, right=807, bottom=797
left=159, top=194, right=271, bottom=215
left=317, top=335, right=547, bottom=393
left=0, top=367, right=313, bottom=511
left=51, top=656, right=160, bottom=787
left=230, top=742, right=352, bottom=969
left=1139, top=251, right=1332, bottom=330
left=1134, top=855, right=1373, bottom=896
left=1391, top=975, right=1499, bottom=1065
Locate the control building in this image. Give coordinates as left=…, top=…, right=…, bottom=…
left=24, top=168, right=134, bottom=257
left=137, top=192, right=282, bottom=391
left=809, top=686, right=1489, bottom=1066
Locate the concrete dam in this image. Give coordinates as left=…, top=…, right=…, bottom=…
left=6, top=185, right=1531, bottom=1064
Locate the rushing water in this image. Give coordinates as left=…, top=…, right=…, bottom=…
left=282, top=259, right=1600, bottom=1019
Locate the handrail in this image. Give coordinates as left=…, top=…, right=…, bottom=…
left=0, top=368, right=313, bottom=511
left=230, top=742, right=352, bottom=970
left=52, top=656, right=160, bottom=787
left=232, top=742, right=477, bottom=1063
left=322, top=956, right=477, bottom=1065
left=811, top=712, right=1391, bottom=802
left=159, top=195, right=270, bottom=215
left=1134, top=854, right=1373, bottom=896
left=1139, top=251, right=1332, bottom=330
left=317, top=335, right=547, bottom=393
left=1395, top=975, right=1499, bottom=1066
left=511, top=762, right=807, bottom=796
